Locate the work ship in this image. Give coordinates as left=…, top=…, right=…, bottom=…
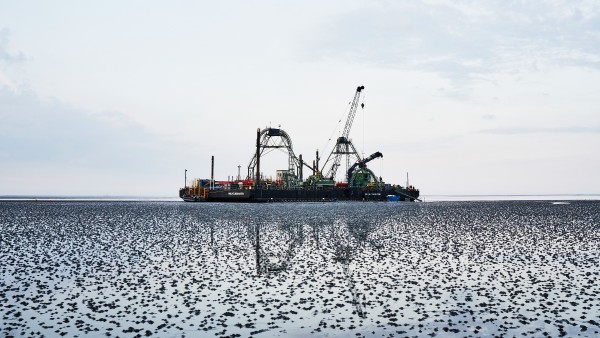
left=179, top=86, right=420, bottom=203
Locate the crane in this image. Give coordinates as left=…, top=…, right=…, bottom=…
left=346, top=151, right=382, bottom=183
left=321, top=86, right=365, bottom=181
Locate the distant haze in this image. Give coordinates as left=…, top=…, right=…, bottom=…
left=1, top=1, right=599, bottom=196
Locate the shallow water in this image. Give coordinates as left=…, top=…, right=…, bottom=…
left=1, top=200, right=599, bottom=337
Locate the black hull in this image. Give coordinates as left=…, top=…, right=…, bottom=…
left=181, top=187, right=419, bottom=203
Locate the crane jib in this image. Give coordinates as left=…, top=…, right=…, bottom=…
left=322, top=85, right=365, bottom=181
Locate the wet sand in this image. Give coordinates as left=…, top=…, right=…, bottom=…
left=1, top=200, right=599, bottom=337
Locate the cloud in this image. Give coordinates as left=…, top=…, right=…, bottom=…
left=0, top=26, right=192, bottom=195
left=0, top=86, right=177, bottom=167
left=0, top=28, right=26, bottom=63
left=0, top=84, right=191, bottom=195
left=306, top=1, right=600, bottom=81
left=479, top=126, right=600, bottom=135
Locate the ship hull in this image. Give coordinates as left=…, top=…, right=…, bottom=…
left=180, top=187, right=419, bottom=203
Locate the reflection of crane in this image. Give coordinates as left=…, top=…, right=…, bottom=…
left=321, top=86, right=365, bottom=181
left=347, top=151, right=382, bottom=183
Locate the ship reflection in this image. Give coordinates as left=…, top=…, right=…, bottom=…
left=244, top=216, right=378, bottom=319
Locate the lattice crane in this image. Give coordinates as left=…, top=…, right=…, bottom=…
left=321, top=86, right=365, bottom=181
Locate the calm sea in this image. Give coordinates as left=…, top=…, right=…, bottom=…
left=1, top=200, right=599, bottom=337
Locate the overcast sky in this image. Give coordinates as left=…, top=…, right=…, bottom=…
left=1, top=0, right=599, bottom=197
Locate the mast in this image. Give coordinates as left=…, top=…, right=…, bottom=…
left=255, top=128, right=261, bottom=188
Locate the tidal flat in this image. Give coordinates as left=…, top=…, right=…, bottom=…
left=1, top=200, right=599, bottom=337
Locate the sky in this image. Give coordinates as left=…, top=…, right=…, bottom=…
left=1, top=0, right=599, bottom=197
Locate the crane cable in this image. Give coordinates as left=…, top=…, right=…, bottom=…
left=320, top=99, right=352, bottom=161
left=361, top=92, right=366, bottom=158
